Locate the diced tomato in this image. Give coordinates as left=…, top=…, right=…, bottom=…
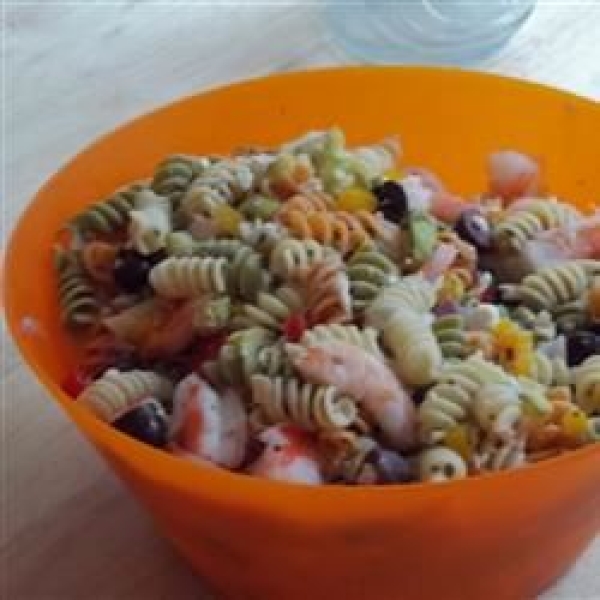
left=61, top=368, right=93, bottom=398
left=189, top=332, right=227, bottom=371
left=283, top=314, right=307, bottom=342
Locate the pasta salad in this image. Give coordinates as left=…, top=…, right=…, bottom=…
left=54, top=129, right=600, bottom=485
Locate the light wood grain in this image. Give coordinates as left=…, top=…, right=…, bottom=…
left=2, top=2, right=600, bottom=599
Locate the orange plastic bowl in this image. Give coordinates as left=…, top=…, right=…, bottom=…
left=5, top=67, right=600, bottom=600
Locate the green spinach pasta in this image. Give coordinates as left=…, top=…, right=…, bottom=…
left=54, top=128, right=600, bottom=485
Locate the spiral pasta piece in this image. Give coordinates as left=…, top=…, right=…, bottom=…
left=149, top=256, right=229, bottom=297
left=419, top=354, right=514, bottom=442
left=239, top=220, right=286, bottom=255
left=276, top=191, right=334, bottom=221
left=78, top=368, right=174, bottom=422
left=280, top=208, right=386, bottom=256
left=232, top=287, right=303, bottom=330
left=180, top=156, right=269, bottom=217
left=151, top=154, right=210, bottom=206
left=419, top=384, right=473, bottom=444
left=366, top=274, right=437, bottom=329
left=196, top=238, right=247, bottom=260
left=511, top=306, right=557, bottom=342
left=573, top=356, right=600, bottom=415
left=347, top=244, right=398, bottom=310
left=433, top=314, right=471, bottom=359
left=54, top=248, right=99, bottom=328
left=72, top=182, right=147, bottom=236
left=300, top=324, right=383, bottom=360
left=554, top=300, right=588, bottom=332
left=269, top=238, right=337, bottom=278
left=228, top=245, right=272, bottom=301
left=529, top=351, right=571, bottom=387
left=205, top=327, right=289, bottom=386
left=495, top=198, right=581, bottom=249
left=502, top=262, right=598, bottom=312
left=380, top=309, right=442, bottom=386
left=301, top=259, right=353, bottom=325
left=474, top=435, right=527, bottom=471
left=251, top=375, right=358, bottom=431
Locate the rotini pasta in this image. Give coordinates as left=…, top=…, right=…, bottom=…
left=381, top=308, right=442, bottom=386
left=473, top=434, right=527, bottom=471
left=251, top=375, right=358, bottom=431
left=529, top=351, right=571, bottom=387
left=232, top=287, right=303, bottom=330
left=300, top=259, right=353, bottom=325
left=78, top=368, right=173, bottom=422
left=347, top=244, right=398, bottom=310
left=502, top=261, right=600, bottom=312
left=52, top=128, right=600, bottom=484
left=495, top=199, right=581, bottom=249
left=433, top=314, right=470, bottom=359
left=180, top=155, right=269, bottom=217
left=149, top=256, right=229, bottom=297
left=300, top=324, right=384, bottom=360
left=54, top=248, right=100, bottom=328
left=366, top=274, right=437, bottom=329
left=280, top=208, right=386, bottom=256
left=151, top=154, right=210, bottom=206
left=269, top=238, right=336, bottom=278
left=204, top=327, right=278, bottom=386
left=72, top=181, right=147, bottom=236
left=419, top=354, right=514, bottom=442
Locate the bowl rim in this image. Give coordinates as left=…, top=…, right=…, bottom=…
left=5, top=65, right=600, bottom=512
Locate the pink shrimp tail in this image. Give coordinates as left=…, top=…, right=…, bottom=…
left=430, top=192, right=469, bottom=224
left=488, top=150, right=541, bottom=204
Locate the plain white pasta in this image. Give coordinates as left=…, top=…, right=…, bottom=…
left=269, top=238, right=336, bottom=278
left=365, top=274, right=437, bottom=329
left=530, top=351, right=571, bottom=387
left=239, top=220, right=286, bottom=254
left=300, top=324, right=384, bottom=360
left=250, top=374, right=358, bottom=431
left=474, top=435, right=527, bottom=472
left=417, top=447, right=468, bottom=482
left=149, top=256, right=229, bottom=297
left=419, top=354, right=515, bottom=442
left=78, top=369, right=174, bottom=422
left=381, top=309, right=442, bottom=386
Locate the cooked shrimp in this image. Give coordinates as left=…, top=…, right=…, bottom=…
left=488, top=150, right=541, bottom=203
left=287, top=341, right=417, bottom=450
left=430, top=192, right=470, bottom=224
left=169, top=375, right=247, bottom=469
left=247, top=424, right=323, bottom=484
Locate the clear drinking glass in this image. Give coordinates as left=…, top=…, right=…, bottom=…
left=324, top=0, right=537, bottom=65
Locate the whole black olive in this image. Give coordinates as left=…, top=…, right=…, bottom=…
left=566, top=331, right=599, bottom=367
left=372, top=180, right=409, bottom=223
left=113, top=248, right=153, bottom=292
left=113, top=398, right=169, bottom=447
left=454, top=209, right=492, bottom=251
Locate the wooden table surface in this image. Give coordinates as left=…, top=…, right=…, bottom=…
left=3, top=2, right=600, bottom=599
